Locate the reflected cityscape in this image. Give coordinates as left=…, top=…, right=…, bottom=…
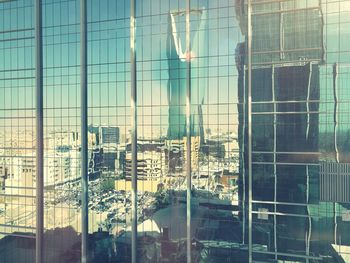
left=0, top=0, right=350, bottom=262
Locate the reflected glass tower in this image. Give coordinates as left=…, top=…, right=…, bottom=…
left=236, top=0, right=337, bottom=261
left=166, top=8, right=208, bottom=141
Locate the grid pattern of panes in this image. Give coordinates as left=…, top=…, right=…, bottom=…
left=42, top=0, right=81, bottom=261
left=248, top=0, right=350, bottom=262
left=0, top=1, right=36, bottom=262
left=0, top=0, right=350, bottom=262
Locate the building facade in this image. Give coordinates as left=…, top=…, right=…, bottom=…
left=0, top=0, right=349, bottom=262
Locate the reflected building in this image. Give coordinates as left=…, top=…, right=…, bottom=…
left=166, top=7, right=208, bottom=173
left=1, top=0, right=350, bottom=262
left=100, top=126, right=120, bottom=145
left=236, top=0, right=342, bottom=261
left=166, top=8, right=207, bottom=142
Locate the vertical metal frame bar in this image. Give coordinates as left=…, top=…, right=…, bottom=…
left=279, top=1, right=284, bottom=60
left=272, top=65, right=277, bottom=260
left=130, top=0, right=138, bottom=262
left=80, top=0, right=88, bottom=262
left=35, top=0, right=44, bottom=262
left=332, top=63, right=338, bottom=245
left=185, top=1, right=192, bottom=263
left=247, top=0, right=253, bottom=262
left=305, top=63, right=313, bottom=262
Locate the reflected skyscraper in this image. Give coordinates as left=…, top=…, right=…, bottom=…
left=166, top=7, right=208, bottom=174
left=166, top=8, right=208, bottom=142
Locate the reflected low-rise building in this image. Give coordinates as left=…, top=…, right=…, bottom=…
left=125, top=151, right=166, bottom=181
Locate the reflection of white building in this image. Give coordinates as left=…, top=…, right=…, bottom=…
left=0, top=157, right=23, bottom=195
left=45, top=149, right=80, bottom=186
left=183, top=136, right=201, bottom=172
left=223, top=140, right=239, bottom=159
left=0, top=155, right=36, bottom=198
left=1, top=149, right=80, bottom=199
left=20, top=156, right=35, bottom=198
left=125, top=151, right=166, bottom=180
left=47, top=131, right=80, bottom=150
left=166, top=137, right=201, bottom=173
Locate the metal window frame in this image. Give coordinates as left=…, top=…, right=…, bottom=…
left=130, top=0, right=138, bottom=262
left=27, top=1, right=334, bottom=263
left=35, top=0, right=44, bottom=262
left=186, top=1, right=192, bottom=263
left=247, top=1, right=253, bottom=263
left=80, top=0, right=88, bottom=262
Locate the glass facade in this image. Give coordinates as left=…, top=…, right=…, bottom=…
left=0, top=0, right=349, bottom=262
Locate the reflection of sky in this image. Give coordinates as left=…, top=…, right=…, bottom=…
left=3, top=1, right=350, bottom=136
left=319, top=0, right=350, bottom=134
left=0, top=1, right=349, bottom=169
left=0, top=0, right=242, bottom=135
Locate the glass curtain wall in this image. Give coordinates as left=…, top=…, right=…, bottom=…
left=88, top=0, right=131, bottom=261
left=240, top=0, right=350, bottom=262
left=42, top=0, right=81, bottom=261
left=0, top=0, right=350, bottom=263
left=0, top=0, right=36, bottom=262
left=134, top=0, right=244, bottom=262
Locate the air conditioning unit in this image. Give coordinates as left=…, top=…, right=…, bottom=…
left=342, top=210, right=350, bottom=222
left=257, top=208, right=269, bottom=220
left=320, top=162, right=350, bottom=203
